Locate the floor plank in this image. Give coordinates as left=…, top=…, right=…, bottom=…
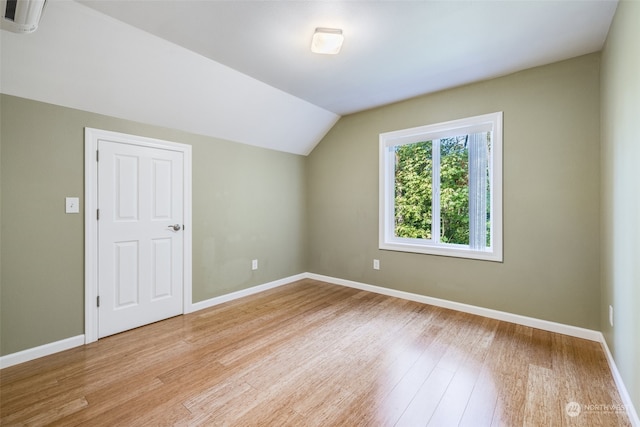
left=0, top=279, right=631, bottom=426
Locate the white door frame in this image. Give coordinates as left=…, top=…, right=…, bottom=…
left=84, top=128, right=193, bottom=344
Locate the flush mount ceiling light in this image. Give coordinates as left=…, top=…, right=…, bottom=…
left=311, top=28, right=344, bottom=55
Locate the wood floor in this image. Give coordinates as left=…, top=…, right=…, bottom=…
left=0, top=279, right=630, bottom=426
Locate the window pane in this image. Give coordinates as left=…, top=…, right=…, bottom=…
left=394, top=141, right=432, bottom=239
left=468, top=132, right=491, bottom=249
left=439, top=136, right=469, bottom=245
left=486, top=133, right=492, bottom=248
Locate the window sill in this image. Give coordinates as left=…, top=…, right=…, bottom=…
left=379, top=241, right=503, bottom=262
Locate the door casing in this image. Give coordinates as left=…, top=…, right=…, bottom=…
left=84, top=128, right=193, bottom=344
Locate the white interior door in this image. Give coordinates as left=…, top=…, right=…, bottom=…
left=97, top=140, right=184, bottom=338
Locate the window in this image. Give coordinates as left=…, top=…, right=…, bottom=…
left=379, top=112, right=502, bottom=261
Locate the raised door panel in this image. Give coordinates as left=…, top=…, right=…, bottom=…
left=114, top=241, right=139, bottom=308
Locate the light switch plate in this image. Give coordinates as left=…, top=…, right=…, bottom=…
left=66, top=197, right=80, bottom=213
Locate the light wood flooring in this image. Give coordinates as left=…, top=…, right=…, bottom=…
left=0, top=279, right=631, bottom=426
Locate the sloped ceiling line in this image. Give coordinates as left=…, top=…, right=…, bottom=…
left=1, top=0, right=617, bottom=155
left=0, top=1, right=339, bottom=155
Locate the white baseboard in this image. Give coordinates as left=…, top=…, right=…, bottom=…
left=307, top=273, right=602, bottom=341
left=188, top=273, right=307, bottom=313
left=0, top=335, right=85, bottom=370
left=599, top=335, right=640, bottom=427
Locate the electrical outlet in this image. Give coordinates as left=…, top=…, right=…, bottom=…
left=609, top=305, right=614, bottom=327
left=65, top=197, right=80, bottom=214
left=252, top=259, right=258, bottom=271
left=373, top=259, right=380, bottom=270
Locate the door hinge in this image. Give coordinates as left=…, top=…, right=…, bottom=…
left=96, top=150, right=99, bottom=162
left=97, top=209, right=100, bottom=220
left=97, top=296, right=100, bottom=307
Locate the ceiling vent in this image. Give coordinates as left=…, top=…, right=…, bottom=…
left=1, top=0, right=46, bottom=34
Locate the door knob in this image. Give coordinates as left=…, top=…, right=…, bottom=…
left=168, top=224, right=181, bottom=231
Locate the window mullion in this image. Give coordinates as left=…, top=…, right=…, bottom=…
left=387, top=146, right=396, bottom=242
left=432, top=139, right=441, bottom=244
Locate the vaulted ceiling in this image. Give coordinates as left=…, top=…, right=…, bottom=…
left=1, top=0, right=617, bottom=155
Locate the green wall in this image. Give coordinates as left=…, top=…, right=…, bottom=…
left=307, top=54, right=601, bottom=330
left=0, top=51, right=621, bottom=374
left=601, top=0, right=640, bottom=414
left=0, top=94, right=307, bottom=356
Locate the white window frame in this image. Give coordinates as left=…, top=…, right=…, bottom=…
left=379, top=112, right=503, bottom=262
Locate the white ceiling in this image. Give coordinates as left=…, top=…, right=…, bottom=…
left=1, top=1, right=338, bottom=155
left=1, top=1, right=617, bottom=155
left=80, top=0, right=618, bottom=116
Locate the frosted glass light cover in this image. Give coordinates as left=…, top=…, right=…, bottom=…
left=311, top=28, right=344, bottom=54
